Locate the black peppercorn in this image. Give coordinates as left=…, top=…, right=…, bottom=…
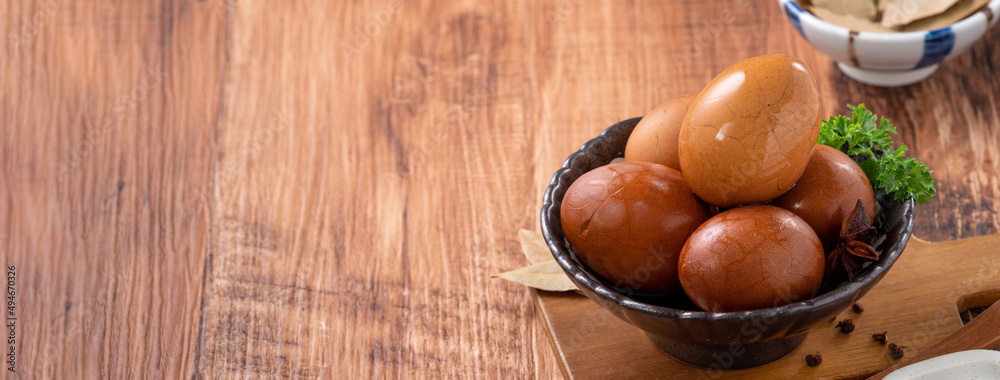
left=805, top=351, right=822, bottom=367
left=888, top=343, right=906, bottom=359
left=852, top=302, right=864, bottom=313
left=836, top=319, right=855, bottom=333
left=872, top=331, right=887, bottom=344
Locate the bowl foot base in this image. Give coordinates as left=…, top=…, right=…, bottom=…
left=837, top=62, right=939, bottom=87
left=646, top=332, right=808, bottom=370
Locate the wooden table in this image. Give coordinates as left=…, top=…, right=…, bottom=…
left=2, top=0, right=998, bottom=378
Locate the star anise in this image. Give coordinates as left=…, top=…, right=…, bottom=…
left=822, top=200, right=878, bottom=290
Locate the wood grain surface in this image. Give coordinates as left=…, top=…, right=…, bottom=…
left=539, top=237, right=1000, bottom=379
left=1, top=0, right=998, bottom=378
left=869, top=295, right=1000, bottom=380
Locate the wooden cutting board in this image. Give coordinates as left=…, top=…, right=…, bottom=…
left=533, top=234, right=1000, bottom=379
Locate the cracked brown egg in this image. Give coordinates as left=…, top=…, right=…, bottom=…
left=560, top=162, right=712, bottom=293
left=624, top=94, right=696, bottom=171
left=770, top=144, right=876, bottom=242
left=678, top=205, right=825, bottom=312
left=678, top=54, right=822, bottom=208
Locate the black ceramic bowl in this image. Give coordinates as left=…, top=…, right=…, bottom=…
left=540, top=117, right=914, bottom=370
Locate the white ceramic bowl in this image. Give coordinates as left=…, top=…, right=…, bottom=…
left=779, top=0, right=1000, bottom=87
left=884, top=350, right=1000, bottom=380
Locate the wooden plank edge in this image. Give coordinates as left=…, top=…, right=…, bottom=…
left=532, top=289, right=575, bottom=380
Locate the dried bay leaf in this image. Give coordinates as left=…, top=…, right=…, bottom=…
left=900, top=0, right=991, bottom=31
left=806, top=5, right=895, bottom=32
left=805, top=0, right=984, bottom=32
left=494, top=229, right=580, bottom=292
left=812, top=0, right=878, bottom=20
left=493, top=260, right=579, bottom=292
left=519, top=229, right=553, bottom=264
left=877, top=0, right=890, bottom=13
left=882, top=0, right=959, bottom=27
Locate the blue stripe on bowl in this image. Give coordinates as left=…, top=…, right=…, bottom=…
left=914, top=28, right=955, bottom=69
left=783, top=1, right=805, bottom=37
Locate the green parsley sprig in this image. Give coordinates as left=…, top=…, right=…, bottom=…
left=818, top=104, right=936, bottom=205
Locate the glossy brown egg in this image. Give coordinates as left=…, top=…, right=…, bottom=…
left=678, top=205, right=825, bottom=312
left=624, top=94, right=696, bottom=171
left=770, top=144, right=876, bottom=242
left=560, top=162, right=712, bottom=293
left=678, top=54, right=822, bottom=208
